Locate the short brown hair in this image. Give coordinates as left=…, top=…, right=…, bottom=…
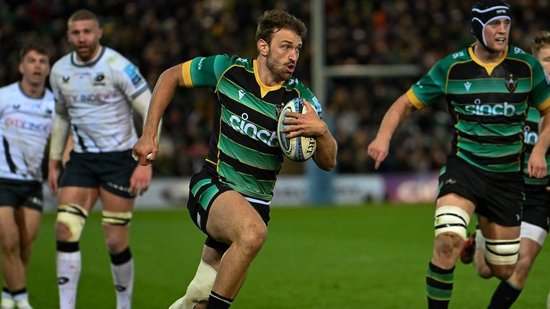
left=19, top=43, right=50, bottom=63
left=68, top=9, right=100, bottom=25
left=532, top=31, right=550, bottom=55
left=255, top=10, right=307, bottom=45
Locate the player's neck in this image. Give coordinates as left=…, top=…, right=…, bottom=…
left=473, top=43, right=505, bottom=64
left=19, top=80, right=45, bottom=98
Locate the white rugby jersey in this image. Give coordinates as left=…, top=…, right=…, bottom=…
left=50, top=46, right=149, bottom=153
left=0, top=82, right=54, bottom=181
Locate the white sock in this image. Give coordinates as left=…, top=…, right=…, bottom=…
left=13, top=292, right=32, bottom=309
left=1, top=290, right=14, bottom=309
left=111, top=259, right=134, bottom=309
left=57, top=251, right=81, bottom=309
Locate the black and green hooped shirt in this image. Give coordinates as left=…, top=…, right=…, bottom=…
left=181, top=55, right=320, bottom=200
left=407, top=45, right=550, bottom=173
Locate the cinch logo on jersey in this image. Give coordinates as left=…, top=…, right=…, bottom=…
left=62, top=92, right=118, bottom=104
left=524, top=126, right=538, bottom=144
left=4, top=117, right=51, bottom=133
left=464, top=99, right=515, bottom=116
left=229, top=113, right=278, bottom=147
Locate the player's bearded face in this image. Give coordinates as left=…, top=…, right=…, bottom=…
left=67, top=19, right=103, bottom=62
left=266, top=29, right=302, bottom=83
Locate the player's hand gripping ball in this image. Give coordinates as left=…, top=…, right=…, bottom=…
left=277, top=98, right=317, bottom=161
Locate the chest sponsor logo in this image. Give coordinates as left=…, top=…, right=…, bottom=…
left=465, top=99, right=516, bottom=116
left=229, top=113, right=278, bottom=147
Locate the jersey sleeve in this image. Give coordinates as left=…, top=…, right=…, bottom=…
left=531, top=60, right=550, bottom=111
left=408, top=59, right=448, bottom=109
left=49, top=67, right=68, bottom=115
left=111, top=57, right=150, bottom=101
left=181, top=55, right=233, bottom=88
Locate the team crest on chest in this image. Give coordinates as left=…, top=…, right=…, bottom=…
left=275, top=102, right=284, bottom=117
left=505, top=73, right=518, bottom=93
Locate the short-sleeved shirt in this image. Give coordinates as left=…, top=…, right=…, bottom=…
left=407, top=45, right=550, bottom=173
left=181, top=55, right=321, bottom=200
left=49, top=46, right=149, bottom=153
left=0, top=82, right=54, bottom=181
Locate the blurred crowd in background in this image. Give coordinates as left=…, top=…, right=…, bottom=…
left=1, top=0, right=549, bottom=175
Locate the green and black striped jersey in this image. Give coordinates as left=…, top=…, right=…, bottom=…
left=181, top=55, right=320, bottom=200
left=523, top=107, right=550, bottom=186
left=407, top=44, right=550, bottom=173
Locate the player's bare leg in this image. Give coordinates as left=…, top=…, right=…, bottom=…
left=488, top=223, right=544, bottom=308
left=12, top=207, right=41, bottom=309
left=427, top=194, right=474, bottom=308
left=0, top=207, right=22, bottom=309
left=100, top=189, right=135, bottom=309
left=478, top=217, right=520, bottom=280
left=204, top=191, right=267, bottom=307
left=56, top=187, right=98, bottom=309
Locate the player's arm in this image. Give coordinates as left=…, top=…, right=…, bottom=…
left=133, top=63, right=184, bottom=165
left=529, top=106, right=550, bottom=178
left=312, top=120, right=337, bottom=171
left=48, top=103, right=70, bottom=194
left=367, top=92, right=416, bottom=170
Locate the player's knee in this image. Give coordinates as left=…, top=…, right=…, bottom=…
left=0, top=233, right=19, bottom=255
left=102, top=210, right=132, bottom=226
left=490, top=264, right=515, bottom=280
left=239, top=223, right=267, bottom=255
left=56, top=204, right=88, bottom=242
left=434, top=206, right=470, bottom=241
left=102, top=211, right=132, bottom=249
left=484, top=237, right=520, bottom=278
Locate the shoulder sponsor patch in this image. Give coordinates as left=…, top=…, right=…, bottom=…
left=123, top=64, right=144, bottom=86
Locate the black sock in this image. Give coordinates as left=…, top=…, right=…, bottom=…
left=488, top=280, right=521, bottom=309
left=110, top=247, right=132, bottom=265
left=426, top=262, right=454, bottom=309
left=206, top=291, right=233, bottom=309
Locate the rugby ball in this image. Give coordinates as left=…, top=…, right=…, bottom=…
left=277, top=98, right=317, bottom=161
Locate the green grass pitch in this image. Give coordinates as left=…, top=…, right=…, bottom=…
left=21, top=203, right=550, bottom=308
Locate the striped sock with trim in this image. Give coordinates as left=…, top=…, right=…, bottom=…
left=426, top=262, right=454, bottom=309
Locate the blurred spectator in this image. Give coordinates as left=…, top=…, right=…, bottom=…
left=1, top=0, right=548, bottom=175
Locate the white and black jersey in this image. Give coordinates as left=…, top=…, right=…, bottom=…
left=50, top=46, right=149, bottom=153
left=0, top=82, right=54, bottom=181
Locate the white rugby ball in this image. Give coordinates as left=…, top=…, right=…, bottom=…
left=277, top=98, right=317, bottom=162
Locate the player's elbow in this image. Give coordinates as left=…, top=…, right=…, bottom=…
left=316, top=156, right=337, bottom=171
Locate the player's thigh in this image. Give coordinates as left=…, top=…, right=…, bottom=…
left=99, top=188, right=134, bottom=213
left=99, top=188, right=133, bottom=245
left=206, top=190, right=266, bottom=244
left=518, top=237, right=542, bottom=264
left=15, top=207, right=41, bottom=246
left=479, top=216, right=520, bottom=239
left=0, top=207, right=18, bottom=247
left=57, top=186, right=100, bottom=212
